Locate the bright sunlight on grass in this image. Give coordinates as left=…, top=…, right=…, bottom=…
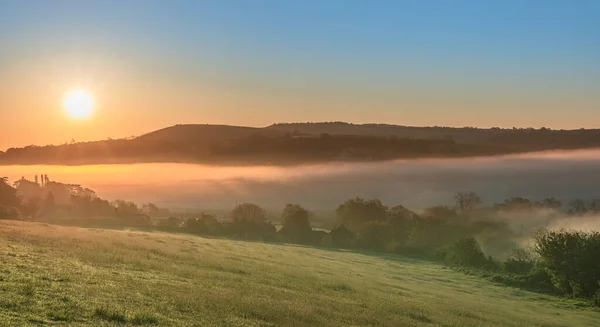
left=0, top=220, right=598, bottom=326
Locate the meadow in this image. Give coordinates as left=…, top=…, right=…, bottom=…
left=0, top=220, right=599, bottom=326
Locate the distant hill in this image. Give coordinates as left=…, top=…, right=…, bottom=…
left=1, top=122, right=600, bottom=165
left=266, top=122, right=505, bottom=143
left=267, top=122, right=600, bottom=148
left=137, top=124, right=284, bottom=143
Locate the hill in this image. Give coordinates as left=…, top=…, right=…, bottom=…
left=0, top=220, right=598, bottom=326
left=267, top=122, right=600, bottom=147
left=136, top=124, right=285, bottom=143
left=2, top=123, right=600, bottom=165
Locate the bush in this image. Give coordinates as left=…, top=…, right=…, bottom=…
left=445, top=237, right=490, bottom=268
left=184, top=217, right=210, bottom=234
left=356, top=221, right=392, bottom=252
left=504, top=248, right=535, bottom=275
left=534, top=229, right=600, bottom=298
left=0, top=206, right=22, bottom=220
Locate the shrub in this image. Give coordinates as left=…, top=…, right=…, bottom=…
left=533, top=229, right=600, bottom=298
left=0, top=206, right=22, bottom=220
left=356, top=221, right=392, bottom=252
left=184, top=217, right=210, bottom=234
left=445, top=237, right=489, bottom=268
left=504, top=248, right=535, bottom=275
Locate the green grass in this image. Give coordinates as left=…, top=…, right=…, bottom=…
left=0, top=220, right=598, bottom=326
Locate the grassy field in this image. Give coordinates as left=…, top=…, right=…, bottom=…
left=0, top=220, right=598, bottom=326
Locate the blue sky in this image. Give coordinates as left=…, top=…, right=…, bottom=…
left=0, top=0, right=599, bottom=147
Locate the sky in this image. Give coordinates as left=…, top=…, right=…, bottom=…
left=0, top=0, right=599, bottom=150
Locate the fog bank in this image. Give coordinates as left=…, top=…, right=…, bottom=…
left=4, top=149, right=600, bottom=211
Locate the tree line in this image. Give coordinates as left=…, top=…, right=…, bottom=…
left=1, top=177, right=600, bottom=305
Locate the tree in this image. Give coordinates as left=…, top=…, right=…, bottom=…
left=538, top=197, right=562, bottom=210
left=387, top=205, right=418, bottom=243
left=569, top=199, right=587, bottom=215
left=588, top=199, right=600, bottom=213
left=184, top=217, right=210, bottom=234
left=231, top=203, right=266, bottom=224
left=329, top=225, right=355, bottom=248
left=421, top=205, right=457, bottom=219
left=0, top=206, right=21, bottom=220
left=37, top=191, right=56, bottom=218
left=356, top=221, right=392, bottom=251
left=454, top=192, right=482, bottom=212
left=0, top=177, right=20, bottom=208
left=112, top=200, right=140, bottom=217
left=279, top=204, right=313, bottom=243
left=534, top=230, right=600, bottom=298
left=281, top=204, right=311, bottom=232
left=336, top=197, right=387, bottom=231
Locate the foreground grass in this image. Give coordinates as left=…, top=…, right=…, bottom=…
left=0, top=221, right=598, bottom=326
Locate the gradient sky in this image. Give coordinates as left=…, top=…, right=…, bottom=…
left=1, top=0, right=599, bottom=150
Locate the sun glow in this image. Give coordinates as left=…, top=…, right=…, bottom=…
left=64, top=89, right=94, bottom=119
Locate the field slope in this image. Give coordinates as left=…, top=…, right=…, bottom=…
left=0, top=220, right=598, bottom=326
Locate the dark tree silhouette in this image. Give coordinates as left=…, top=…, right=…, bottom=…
left=281, top=204, right=311, bottom=232
left=454, top=192, right=482, bottom=212
left=569, top=199, right=587, bottom=215
left=336, top=197, right=387, bottom=231
left=0, top=177, right=20, bottom=208
left=538, top=197, right=562, bottom=210
left=387, top=205, right=418, bottom=243
left=231, top=203, right=266, bottom=224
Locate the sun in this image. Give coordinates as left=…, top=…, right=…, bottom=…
left=63, top=89, right=94, bottom=119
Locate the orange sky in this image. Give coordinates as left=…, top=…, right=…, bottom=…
left=1, top=1, right=599, bottom=150
left=1, top=52, right=598, bottom=151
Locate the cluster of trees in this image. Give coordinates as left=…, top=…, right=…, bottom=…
left=156, top=203, right=321, bottom=244
left=0, top=176, right=170, bottom=227
left=3, top=177, right=600, bottom=304
left=0, top=177, right=20, bottom=220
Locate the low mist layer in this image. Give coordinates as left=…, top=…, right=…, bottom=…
left=3, top=149, right=600, bottom=211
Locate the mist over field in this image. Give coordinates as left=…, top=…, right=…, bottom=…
left=4, top=148, right=600, bottom=212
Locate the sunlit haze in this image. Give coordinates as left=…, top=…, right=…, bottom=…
left=63, top=89, right=94, bottom=119
left=2, top=2, right=600, bottom=324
